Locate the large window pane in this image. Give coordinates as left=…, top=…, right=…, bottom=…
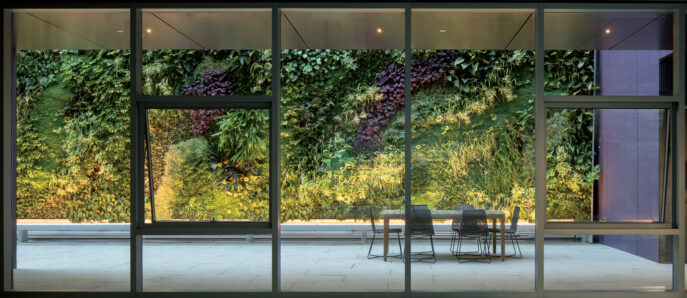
left=13, top=9, right=130, bottom=291
left=545, top=10, right=673, bottom=96
left=279, top=9, right=405, bottom=292
left=546, top=109, right=669, bottom=223
left=142, top=235, right=271, bottom=291
left=411, top=9, right=535, bottom=291
left=545, top=234, right=673, bottom=291
left=145, top=108, right=270, bottom=222
left=141, top=9, right=272, bottom=96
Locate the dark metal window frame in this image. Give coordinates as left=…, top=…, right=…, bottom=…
left=1, top=2, right=686, bottom=297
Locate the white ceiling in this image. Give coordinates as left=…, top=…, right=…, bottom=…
left=14, top=9, right=130, bottom=49
left=11, top=9, right=674, bottom=51
left=411, top=9, right=535, bottom=50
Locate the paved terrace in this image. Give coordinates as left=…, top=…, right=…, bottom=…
left=13, top=238, right=674, bottom=292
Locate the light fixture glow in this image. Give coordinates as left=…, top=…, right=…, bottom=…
left=604, top=28, right=611, bottom=35
left=146, top=28, right=152, bottom=34
left=439, top=29, right=447, bottom=33
left=376, top=28, right=383, bottom=34
left=116, top=29, right=125, bottom=33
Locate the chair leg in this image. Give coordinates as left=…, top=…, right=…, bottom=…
left=511, top=234, right=522, bottom=259
left=429, top=234, right=436, bottom=262
left=396, top=232, right=403, bottom=259
left=367, top=232, right=377, bottom=259
left=450, top=231, right=455, bottom=254
left=456, top=234, right=464, bottom=263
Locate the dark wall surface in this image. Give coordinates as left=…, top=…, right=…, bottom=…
left=596, top=50, right=669, bottom=262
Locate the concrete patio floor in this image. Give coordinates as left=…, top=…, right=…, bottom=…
left=12, top=238, right=673, bottom=292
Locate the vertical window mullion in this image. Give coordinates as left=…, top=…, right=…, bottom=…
left=130, top=7, right=143, bottom=294
left=673, top=6, right=686, bottom=294
left=535, top=4, right=546, bottom=295
left=271, top=6, right=281, bottom=294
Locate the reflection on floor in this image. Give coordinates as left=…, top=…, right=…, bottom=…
left=13, top=238, right=672, bottom=292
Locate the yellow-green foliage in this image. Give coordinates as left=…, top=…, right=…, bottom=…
left=285, top=150, right=404, bottom=220
left=155, top=137, right=269, bottom=221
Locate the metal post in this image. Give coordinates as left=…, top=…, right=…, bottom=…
left=672, top=7, right=686, bottom=294
left=2, top=8, right=15, bottom=291
left=403, top=6, right=412, bottom=295
left=534, top=4, right=546, bottom=297
left=129, top=7, right=143, bottom=294
left=271, top=6, right=282, bottom=294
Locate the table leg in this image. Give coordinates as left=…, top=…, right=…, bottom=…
left=501, top=216, right=506, bottom=262
left=383, top=217, right=390, bottom=261
left=492, top=219, right=497, bottom=254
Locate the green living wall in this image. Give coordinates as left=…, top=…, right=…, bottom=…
left=15, top=48, right=597, bottom=223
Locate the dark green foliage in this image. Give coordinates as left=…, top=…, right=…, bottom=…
left=146, top=109, right=194, bottom=200
left=212, top=110, right=269, bottom=191
left=142, top=50, right=271, bottom=96
left=57, top=50, right=131, bottom=222
left=155, top=137, right=269, bottom=221
left=545, top=50, right=597, bottom=95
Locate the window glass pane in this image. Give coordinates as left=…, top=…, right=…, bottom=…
left=279, top=9, right=405, bottom=292
left=545, top=234, right=673, bottom=291
left=142, top=235, right=271, bottom=291
left=410, top=9, right=535, bottom=291
left=546, top=109, right=669, bottom=223
left=544, top=10, right=673, bottom=96
left=141, top=9, right=272, bottom=96
left=146, top=108, right=270, bottom=222
left=13, top=9, right=130, bottom=291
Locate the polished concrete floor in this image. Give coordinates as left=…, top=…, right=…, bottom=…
left=12, top=238, right=674, bottom=292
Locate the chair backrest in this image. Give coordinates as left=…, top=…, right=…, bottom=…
left=368, top=207, right=378, bottom=233
left=459, top=209, right=488, bottom=235
left=509, top=206, right=520, bottom=233
left=451, top=204, right=475, bottom=230
left=410, top=205, right=434, bottom=236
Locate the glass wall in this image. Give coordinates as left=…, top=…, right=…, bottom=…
left=3, top=4, right=686, bottom=297
left=12, top=9, right=131, bottom=291
left=279, top=8, right=405, bottom=292
left=410, top=8, right=535, bottom=291
left=544, top=234, right=673, bottom=291
left=141, top=9, right=272, bottom=97
left=142, top=235, right=271, bottom=292
left=544, top=10, right=674, bottom=97
left=145, top=108, right=270, bottom=222
left=546, top=108, right=669, bottom=223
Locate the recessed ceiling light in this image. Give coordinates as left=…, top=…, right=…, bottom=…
left=439, top=29, right=447, bottom=33
left=376, top=28, right=383, bottom=34
left=604, top=28, right=611, bottom=35
left=146, top=28, right=152, bottom=34
left=115, top=29, right=125, bottom=33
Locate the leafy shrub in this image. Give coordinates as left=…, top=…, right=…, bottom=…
left=545, top=50, right=597, bottom=95
left=181, top=68, right=234, bottom=135
left=155, top=137, right=269, bottom=221
left=146, top=109, right=194, bottom=198
left=212, top=110, right=269, bottom=190
left=155, top=137, right=214, bottom=220
left=57, top=50, right=131, bottom=222
left=14, top=47, right=598, bottom=223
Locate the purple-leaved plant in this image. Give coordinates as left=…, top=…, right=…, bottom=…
left=356, top=50, right=459, bottom=149
left=181, top=68, right=234, bottom=135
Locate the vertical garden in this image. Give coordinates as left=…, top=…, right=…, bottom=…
left=15, top=48, right=598, bottom=223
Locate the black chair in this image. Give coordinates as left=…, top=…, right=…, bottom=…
left=367, top=207, right=402, bottom=260
left=449, top=204, right=475, bottom=254
left=489, top=206, right=522, bottom=259
left=408, top=205, right=436, bottom=263
left=454, top=209, right=491, bottom=263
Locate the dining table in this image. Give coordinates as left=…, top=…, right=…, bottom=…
left=381, top=209, right=507, bottom=261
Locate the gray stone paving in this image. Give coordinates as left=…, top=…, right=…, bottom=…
left=12, top=238, right=674, bottom=292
